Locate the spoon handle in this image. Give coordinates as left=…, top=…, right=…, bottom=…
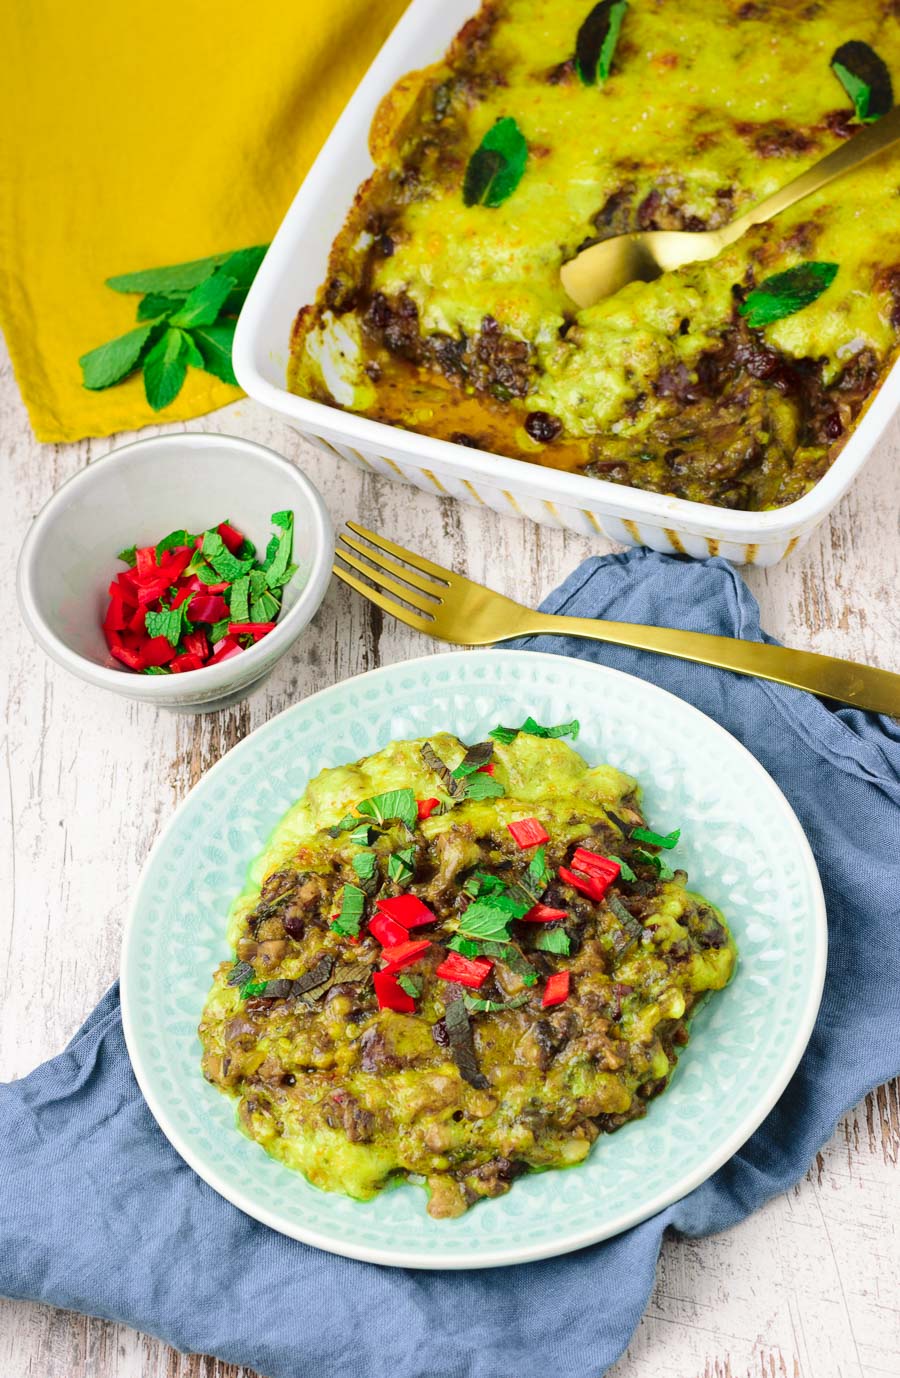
left=723, top=105, right=900, bottom=244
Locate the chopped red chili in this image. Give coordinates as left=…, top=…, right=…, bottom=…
left=558, top=852, right=620, bottom=903
left=571, top=848, right=621, bottom=886
left=217, top=521, right=245, bottom=554
left=368, top=913, right=408, bottom=948
left=417, top=797, right=441, bottom=821
left=477, top=762, right=495, bottom=775
left=375, top=894, right=437, bottom=929
left=542, top=971, right=570, bottom=1007
left=373, top=969, right=416, bottom=1012
left=228, top=622, right=277, bottom=640
left=521, top=902, right=569, bottom=923
left=380, top=939, right=432, bottom=973
left=435, top=951, right=492, bottom=988
left=507, top=817, right=550, bottom=849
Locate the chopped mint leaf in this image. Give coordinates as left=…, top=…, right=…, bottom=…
left=331, top=883, right=365, bottom=937
left=631, top=826, right=680, bottom=851
left=462, top=772, right=505, bottom=801
left=450, top=741, right=494, bottom=780
left=201, top=530, right=254, bottom=582
left=830, top=41, right=893, bottom=123
left=387, top=847, right=416, bottom=884
left=356, top=788, right=418, bottom=831
left=739, top=262, right=839, bottom=329
left=527, top=845, right=549, bottom=888
left=634, top=848, right=675, bottom=881
left=239, top=979, right=269, bottom=999
left=351, top=851, right=377, bottom=883
left=209, top=617, right=230, bottom=645
left=463, top=116, right=528, bottom=209
left=489, top=716, right=579, bottom=745
left=457, top=900, right=515, bottom=942
left=531, top=927, right=571, bottom=955
left=607, top=854, right=636, bottom=882
left=229, top=574, right=251, bottom=623
left=155, top=529, right=194, bottom=560
left=117, top=545, right=137, bottom=567
left=463, top=872, right=506, bottom=899
left=397, top=973, right=421, bottom=999
left=576, top=0, right=628, bottom=86
left=145, top=602, right=191, bottom=649
left=448, top=936, right=482, bottom=957
left=464, top=991, right=529, bottom=1013
left=328, top=814, right=360, bottom=838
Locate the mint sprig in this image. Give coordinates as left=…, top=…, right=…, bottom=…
left=79, top=244, right=267, bottom=409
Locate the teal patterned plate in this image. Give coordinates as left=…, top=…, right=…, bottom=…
left=121, top=650, right=826, bottom=1269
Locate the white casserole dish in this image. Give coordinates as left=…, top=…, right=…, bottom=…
left=233, top=0, right=900, bottom=567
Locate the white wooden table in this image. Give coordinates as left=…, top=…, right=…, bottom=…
left=2, top=332, right=899, bottom=1378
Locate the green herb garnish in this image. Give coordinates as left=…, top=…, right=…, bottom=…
left=451, top=741, right=494, bottom=779
left=239, top=979, right=269, bottom=999
left=489, top=716, right=580, bottom=745
left=264, top=510, right=296, bottom=589
left=229, top=574, right=251, bottom=623
left=145, top=602, right=191, bottom=649
left=201, top=530, right=254, bottom=583
left=351, top=851, right=378, bottom=887
left=631, top=826, right=680, bottom=851
left=79, top=243, right=267, bottom=410
left=607, top=854, right=636, bottom=882
left=117, top=545, right=137, bottom=567
left=155, top=529, right=195, bottom=560
left=349, top=824, right=377, bottom=846
left=462, top=116, right=528, bottom=208
left=633, top=848, right=675, bottom=881
left=530, top=927, right=571, bottom=955
left=356, top=788, right=418, bottom=831
left=527, top=845, right=549, bottom=889
left=831, top=41, right=893, bottom=123
left=575, top=0, right=628, bottom=86
left=739, top=262, right=839, bottom=329
left=328, top=814, right=361, bottom=838
left=457, top=900, right=516, bottom=942
left=462, top=772, right=505, bottom=801
left=608, top=894, right=644, bottom=943
left=464, top=992, right=530, bottom=1013
left=463, top=872, right=507, bottom=899
left=397, top=973, right=422, bottom=999
left=330, top=884, right=366, bottom=937
left=387, top=847, right=417, bottom=884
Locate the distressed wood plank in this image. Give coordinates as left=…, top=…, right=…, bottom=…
left=2, top=331, right=899, bottom=1378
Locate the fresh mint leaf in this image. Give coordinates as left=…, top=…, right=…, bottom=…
left=145, top=602, right=191, bottom=648
left=80, top=322, right=159, bottom=390
left=201, top=530, right=254, bottom=581
left=397, top=973, right=421, bottom=999
left=527, top=845, right=549, bottom=888
left=450, top=741, right=494, bottom=780
left=331, top=883, right=365, bottom=937
left=463, top=117, right=528, bottom=208
left=831, top=41, right=893, bottom=123
left=136, top=290, right=188, bottom=321
left=250, top=587, right=281, bottom=623
left=143, top=327, right=192, bottom=411
left=458, top=900, right=515, bottom=942
left=351, top=850, right=378, bottom=891
left=608, top=853, right=636, bottom=882
left=264, top=510, right=294, bottom=588
left=117, top=545, right=137, bottom=567
left=106, top=251, right=233, bottom=295
left=170, top=273, right=237, bottom=329
left=462, top=772, right=505, bottom=801
left=217, top=244, right=268, bottom=290
left=464, top=991, right=529, bottom=1013
left=530, top=927, right=571, bottom=955
left=156, top=529, right=194, bottom=559
left=576, top=0, right=628, bottom=85
left=349, top=824, right=377, bottom=846
left=739, top=262, right=839, bottom=329
left=240, top=979, right=269, bottom=998
left=387, top=847, right=416, bottom=884
left=356, top=788, right=418, bottom=831
left=191, top=320, right=238, bottom=385
left=489, top=716, right=580, bottom=745
left=634, top=848, right=675, bottom=881
left=209, top=617, right=230, bottom=645
left=631, top=826, right=680, bottom=851
left=229, top=574, right=251, bottom=623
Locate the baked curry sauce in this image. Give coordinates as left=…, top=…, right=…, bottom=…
left=289, top=0, right=900, bottom=511
left=199, top=730, right=735, bottom=1218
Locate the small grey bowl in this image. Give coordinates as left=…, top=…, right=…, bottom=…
left=16, top=433, right=333, bottom=712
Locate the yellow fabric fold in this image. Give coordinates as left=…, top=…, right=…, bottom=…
left=0, top=0, right=408, bottom=443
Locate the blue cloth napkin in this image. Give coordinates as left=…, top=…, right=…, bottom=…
left=3, top=549, right=900, bottom=1378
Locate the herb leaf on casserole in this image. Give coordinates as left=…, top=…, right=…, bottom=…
left=463, top=116, right=528, bottom=208
left=575, top=0, right=628, bottom=85
left=831, top=41, right=894, bottom=123
left=739, top=262, right=839, bottom=329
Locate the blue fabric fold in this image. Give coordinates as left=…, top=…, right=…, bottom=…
left=3, top=549, right=899, bottom=1378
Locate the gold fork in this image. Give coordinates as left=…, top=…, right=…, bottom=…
left=333, top=522, right=900, bottom=717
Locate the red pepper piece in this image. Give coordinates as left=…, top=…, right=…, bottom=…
left=189, top=593, right=229, bottom=624
left=171, top=586, right=193, bottom=609
left=109, top=639, right=144, bottom=671
left=507, top=817, right=550, bottom=849
left=182, top=575, right=230, bottom=594
left=435, top=951, right=492, bottom=989
left=380, top=939, right=431, bottom=973
left=558, top=865, right=616, bottom=903
left=169, top=652, right=205, bottom=674
left=228, top=622, right=276, bottom=639
left=136, top=576, right=173, bottom=606
left=156, top=547, right=192, bottom=582
left=417, top=797, right=440, bottom=821
left=542, top=971, right=570, bottom=1007
left=140, top=636, right=177, bottom=668
left=183, top=629, right=209, bottom=661
left=103, top=586, right=131, bottom=633
left=217, top=521, right=245, bottom=554
left=135, top=546, right=157, bottom=580
left=373, top=969, right=416, bottom=1012
left=477, top=762, right=495, bottom=775
left=117, top=569, right=140, bottom=594
left=211, top=636, right=243, bottom=662
left=368, top=913, right=408, bottom=948
left=375, top=894, right=437, bottom=929
left=571, top=848, right=621, bottom=886
left=127, top=604, right=147, bottom=633
left=521, top=903, right=569, bottom=923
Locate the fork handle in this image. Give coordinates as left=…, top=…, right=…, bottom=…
left=506, top=613, right=900, bottom=717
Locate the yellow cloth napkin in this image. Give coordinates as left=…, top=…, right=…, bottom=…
left=0, top=0, right=409, bottom=443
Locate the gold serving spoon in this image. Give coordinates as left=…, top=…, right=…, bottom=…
left=560, top=105, right=900, bottom=309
